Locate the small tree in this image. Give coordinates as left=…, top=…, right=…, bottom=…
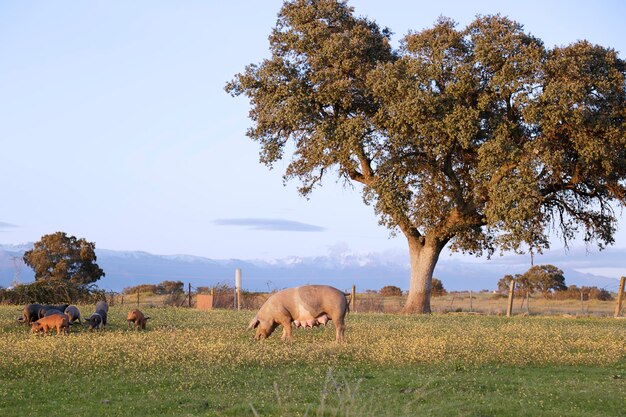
left=380, top=285, right=403, bottom=297
left=431, top=278, right=446, bottom=297
left=23, top=232, right=104, bottom=285
left=497, top=274, right=518, bottom=293
left=523, top=265, right=567, bottom=298
left=497, top=273, right=532, bottom=297
left=498, top=265, right=566, bottom=298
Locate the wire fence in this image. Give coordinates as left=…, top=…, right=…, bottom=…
left=107, top=284, right=271, bottom=311
left=105, top=281, right=625, bottom=318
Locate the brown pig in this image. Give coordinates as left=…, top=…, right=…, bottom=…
left=31, top=314, right=70, bottom=336
left=248, top=285, right=348, bottom=342
left=127, top=309, right=150, bottom=330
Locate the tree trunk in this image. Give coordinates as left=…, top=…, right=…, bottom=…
left=402, top=236, right=446, bottom=314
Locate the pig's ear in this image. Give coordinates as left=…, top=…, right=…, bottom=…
left=248, top=316, right=260, bottom=329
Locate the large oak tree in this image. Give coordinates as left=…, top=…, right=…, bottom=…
left=227, top=0, right=626, bottom=313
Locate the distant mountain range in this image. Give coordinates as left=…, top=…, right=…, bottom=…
left=0, top=243, right=622, bottom=293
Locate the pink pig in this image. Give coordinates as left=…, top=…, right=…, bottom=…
left=248, top=285, right=348, bottom=342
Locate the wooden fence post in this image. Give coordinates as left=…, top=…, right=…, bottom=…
left=188, top=283, right=192, bottom=308
left=614, top=276, right=625, bottom=318
left=507, top=280, right=515, bottom=317
left=351, top=285, right=356, bottom=313
left=580, top=290, right=585, bottom=315
left=136, top=288, right=140, bottom=306
left=469, top=290, right=473, bottom=313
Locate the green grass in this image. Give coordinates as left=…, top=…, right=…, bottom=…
left=0, top=306, right=624, bottom=416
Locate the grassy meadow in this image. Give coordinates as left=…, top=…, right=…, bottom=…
left=0, top=305, right=624, bottom=416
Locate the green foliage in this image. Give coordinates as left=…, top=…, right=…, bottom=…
left=379, top=285, right=402, bottom=296
left=23, top=232, right=104, bottom=285
left=226, top=0, right=394, bottom=196
left=0, top=280, right=102, bottom=304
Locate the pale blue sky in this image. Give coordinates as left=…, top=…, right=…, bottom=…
left=1, top=1, right=625, bottom=261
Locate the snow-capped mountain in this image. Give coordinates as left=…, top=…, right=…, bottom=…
left=0, top=243, right=622, bottom=292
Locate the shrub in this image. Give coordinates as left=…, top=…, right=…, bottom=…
left=123, top=284, right=159, bottom=295
left=552, top=285, right=613, bottom=301
left=0, top=280, right=103, bottom=304
left=432, top=278, right=447, bottom=297
left=379, top=285, right=403, bottom=297
left=156, top=280, right=184, bottom=295
left=195, top=286, right=211, bottom=294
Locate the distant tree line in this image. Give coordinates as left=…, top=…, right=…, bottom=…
left=497, top=265, right=612, bottom=301
left=376, top=279, right=447, bottom=297
left=551, top=285, right=612, bottom=301
left=123, top=280, right=185, bottom=295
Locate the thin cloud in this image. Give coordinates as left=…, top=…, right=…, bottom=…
left=213, top=218, right=324, bottom=232
left=0, top=222, right=18, bottom=231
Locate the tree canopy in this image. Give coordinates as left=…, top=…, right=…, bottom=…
left=523, top=265, right=567, bottom=297
left=498, top=264, right=566, bottom=297
left=227, top=0, right=626, bottom=313
left=23, top=232, right=105, bottom=285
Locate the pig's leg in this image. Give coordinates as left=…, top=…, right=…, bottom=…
left=335, top=323, right=345, bottom=342
left=332, top=315, right=346, bottom=342
left=280, top=320, right=293, bottom=341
